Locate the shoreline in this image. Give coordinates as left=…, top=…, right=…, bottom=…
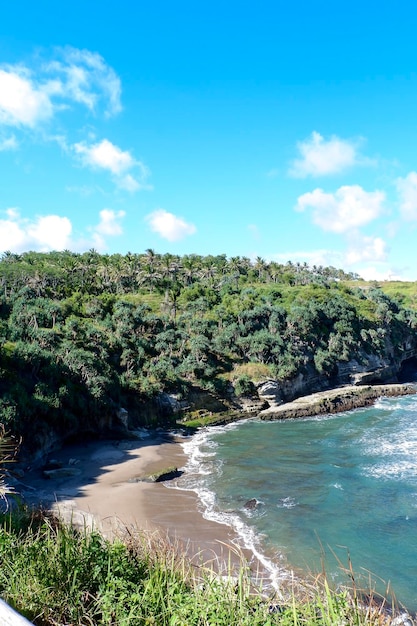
left=12, top=381, right=417, bottom=605
left=15, top=431, right=285, bottom=592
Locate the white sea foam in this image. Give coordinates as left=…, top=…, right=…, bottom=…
left=165, top=426, right=295, bottom=591
left=375, top=395, right=417, bottom=413
left=374, top=399, right=402, bottom=411
left=359, top=419, right=417, bottom=481
left=277, top=497, right=297, bottom=508
left=362, top=460, right=417, bottom=481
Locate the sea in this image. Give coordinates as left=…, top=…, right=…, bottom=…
left=170, top=393, right=417, bottom=612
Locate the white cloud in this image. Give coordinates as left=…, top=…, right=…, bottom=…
left=357, top=266, right=403, bottom=281
left=0, top=47, right=121, bottom=132
left=0, top=211, right=72, bottom=252
left=396, top=171, right=417, bottom=220
left=345, top=234, right=388, bottom=264
left=0, top=134, right=18, bottom=150
left=0, top=68, right=54, bottom=127
left=146, top=209, right=196, bottom=241
left=73, top=139, right=150, bottom=191
left=89, top=209, right=125, bottom=250
left=74, top=139, right=132, bottom=174
left=95, top=209, right=125, bottom=236
left=28, top=215, right=72, bottom=250
left=269, top=246, right=394, bottom=281
left=295, top=185, right=385, bottom=233
left=0, top=208, right=127, bottom=254
left=270, top=249, right=343, bottom=268
left=289, top=131, right=366, bottom=178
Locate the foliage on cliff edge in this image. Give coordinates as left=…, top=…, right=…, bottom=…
left=1, top=250, right=416, bottom=451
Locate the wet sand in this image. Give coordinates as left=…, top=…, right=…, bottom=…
left=15, top=431, right=274, bottom=584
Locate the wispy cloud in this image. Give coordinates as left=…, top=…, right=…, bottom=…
left=289, top=131, right=371, bottom=178
left=145, top=209, right=196, bottom=241
left=0, top=47, right=121, bottom=132
left=295, top=185, right=385, bottom=233
left=45, top=47, right=122, bottom=118
left=0, top=134, right=18, bottom=151
left=265, top=168, right=279, bottom=178
left=73, top=139, right=151, bottom=191
left=248, top=223, right=261, bottom=240
left=396, top=171, right=417, bottom=221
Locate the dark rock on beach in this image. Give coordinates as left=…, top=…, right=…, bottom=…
left=129, top=466, right=184, bottom=483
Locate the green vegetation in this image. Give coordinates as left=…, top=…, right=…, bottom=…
left=0, top=253, right=415, bottom=623
left=0, top=510, right=400, bottom=625
left=1, top=250, right=417, bottom=452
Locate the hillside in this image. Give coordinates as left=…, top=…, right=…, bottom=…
left=1, top=250, right=417, bottom=455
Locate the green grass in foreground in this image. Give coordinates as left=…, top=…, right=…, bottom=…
left=0, top=509, right=406, bottom=625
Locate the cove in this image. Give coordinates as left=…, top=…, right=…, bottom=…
left=178, top=393, right=417, bottom=612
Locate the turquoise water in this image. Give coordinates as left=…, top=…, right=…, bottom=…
left=176, top=394, right=417, bottom=611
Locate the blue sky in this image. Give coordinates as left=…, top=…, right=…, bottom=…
left=1, top=1, right=417, bottom=279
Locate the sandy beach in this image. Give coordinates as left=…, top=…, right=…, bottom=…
left=15, top=431, right=272, bottom=584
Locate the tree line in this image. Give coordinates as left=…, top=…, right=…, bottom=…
left=0, top=250, right=415, bottom=451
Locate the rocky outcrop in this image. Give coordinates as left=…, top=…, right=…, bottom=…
left=337, top=354, right=398, bottom=385
left=259, top=383, right=416, bottom=421
left=257, top=380, right=283, bottom=408
left=233, top=344, right=417, bottom=417
left=157, top=393, right=190, bottom=414
left=116, top=408, right=129, bottom=429
left=235, top=396, right=268, bottom=413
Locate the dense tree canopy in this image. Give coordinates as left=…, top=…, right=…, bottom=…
left=0, top=250, right=416, bottom=450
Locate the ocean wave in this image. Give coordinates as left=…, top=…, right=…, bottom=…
left=195, top=492, right=294, bottom=591
left=374, top=395, right=417, bottom=412
left=360, top=430, right=417, bottom=459
left=169, top=427, right=296, bottom=591
left=277, top=497, right=297, bottom=508
left=362, top=460, right=417, bottom=481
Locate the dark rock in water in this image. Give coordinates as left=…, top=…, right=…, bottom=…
left=244, top=498, right=258, bottom=510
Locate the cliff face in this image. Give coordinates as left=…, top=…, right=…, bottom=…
left=234, top=340, right=417, bottom=415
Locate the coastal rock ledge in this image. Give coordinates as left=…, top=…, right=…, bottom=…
left=258, top=383, right=416, bottom=421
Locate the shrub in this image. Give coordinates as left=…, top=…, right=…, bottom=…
left=234, top=375, right=256, bottom=397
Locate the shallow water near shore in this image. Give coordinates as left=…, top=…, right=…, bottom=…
left=172, top=394, right=417, bottom=611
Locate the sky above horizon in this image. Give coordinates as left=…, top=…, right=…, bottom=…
left=1, top=1, right=417, bottom=280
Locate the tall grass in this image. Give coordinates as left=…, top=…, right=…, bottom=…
left=0, top=425, right=18, bottom=508
left=0, top=509, right=411, bottom=625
